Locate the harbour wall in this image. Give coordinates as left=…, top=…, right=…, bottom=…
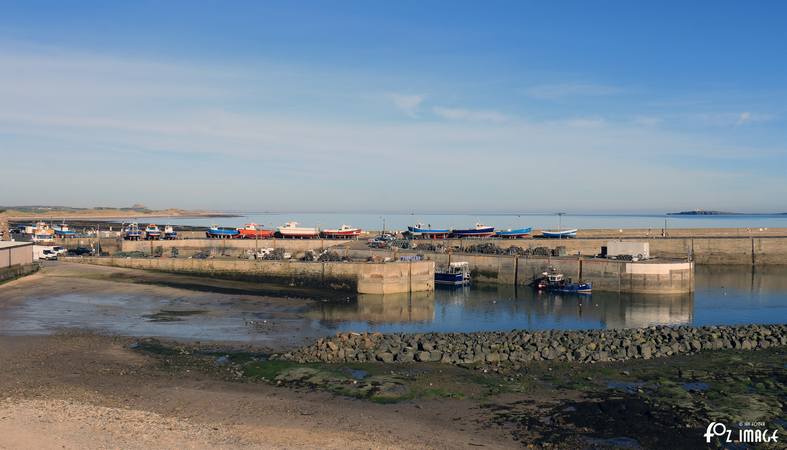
left=67, top=257, right=434, bottom=295
left=53, top=234, right=787, bottom=265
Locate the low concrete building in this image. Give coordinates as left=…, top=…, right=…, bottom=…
left=0, top=241, right=33, bottom=269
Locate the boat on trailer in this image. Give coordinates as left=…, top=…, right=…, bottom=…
left=406, top=223, right=450, bottom=239
left=144, top=224, right=162, bottom=240
left=541, top=229, right=577, bottom=239
left=31, top=222, right=55, bottom=243
left=206, top=225, right=240, bottom=239
left=53, top=223, right=77, bottom=238
left=496, top=227, right=532, bottom=238
left=435, top=262, right=471, bottom=286
left=163, top=225, right=178, bottom=240
left=123, top=223, right=142, bottom=240
left=451, top=223, right=495, bottom=238
left=536, top=269, right=591, bottom=294
left=276, top=222, right=320, bottom=239
left=237, top=223, right=274, bottom=239
left=321, top=224, right=363, bottom=238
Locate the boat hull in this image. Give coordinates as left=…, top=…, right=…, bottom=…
left=451, top=227, right=495, bottom=238
left=435, top=272, right=469, bottom=285
left=541, top=229, right=577, bottom=239
left=206, top=229, right=240, bottom=238
left=495, top=227, right=532, bottom=238
left=407, top=226, right=450, bottom=239
left=238, top=229, right=274, bottom=239
left=321, top=229, right=362, bottom=238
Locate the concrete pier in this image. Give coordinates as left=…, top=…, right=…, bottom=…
left=68, top=257, right=435, bottom=295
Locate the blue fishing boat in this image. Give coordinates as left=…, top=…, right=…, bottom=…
left=122, top=223, right=143, bottom=241
left=536, top=269, right=591, bottom=294
left=495, top=227, right=532, bottom=238
left=451, top=223, right=495, bottom=238
left=206, top=225, right=240, bottom=239
left=435, top=262, right=471, bottom=286
left=406, top=223, right=450, bottom=239
left=541, top=229, right=577, bottom=239
left=53, top=223, right=77, bottom=238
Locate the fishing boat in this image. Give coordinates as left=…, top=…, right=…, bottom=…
left=123, top=223, right=142, bottom=240
left=451, top=223, right=495, bottom=238
left=237, top=223, right=274, bottom=239
left=541, top=229, right=577, bottom=239
left=405, top=223, right=450, bottom=239
left=435, top=262, right=471, bottom=286
left=536, top=269, right=591, bottom=294
left=31, top=222, right=55, bottom=243
left=321, top=224, right=363, bottom=239
left=275, top=222, right=320, bottom=239
left=53, top=223, right=77, bottom=238
left=144, top=224, right=162, bottom=240
left=496, top=227, right=532, bottom=238
left=206, top=225, right=240, bottom=239
left=162, top=225, right=178, bottom=240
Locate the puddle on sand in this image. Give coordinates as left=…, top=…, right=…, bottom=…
left=340, top=368, right=369, bottom=380
left=606, top=381, right=646, bottom=394
left=681, top=382, right=710, bottom=392
left=143, top=310, right=207, bottom=322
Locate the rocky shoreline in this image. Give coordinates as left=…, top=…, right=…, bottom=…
left=275, top=324, right=787, bottom=365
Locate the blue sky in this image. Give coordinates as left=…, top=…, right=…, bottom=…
left=1, top=1, right=785, bottom=213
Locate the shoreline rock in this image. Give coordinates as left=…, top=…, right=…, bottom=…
left=274, top=324, right=787, bottom=366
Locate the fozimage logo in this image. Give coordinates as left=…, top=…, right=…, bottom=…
left=704, top=422, right=779, bottom=444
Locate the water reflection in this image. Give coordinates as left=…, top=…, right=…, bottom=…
left=311, top=285, right=694, bottom=334
left=311, top=265, right=787, bottom=334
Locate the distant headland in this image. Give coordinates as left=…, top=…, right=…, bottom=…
left=668, top=209, right=787, bottom=216
left=0, top=205, right=239, bottom=220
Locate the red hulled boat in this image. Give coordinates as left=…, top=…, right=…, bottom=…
left=237, top=223, right=275, bottom=239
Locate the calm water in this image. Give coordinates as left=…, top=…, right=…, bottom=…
left=1, top=266, right=785, bottom=342
left=153, top=212, right=787, bottom=231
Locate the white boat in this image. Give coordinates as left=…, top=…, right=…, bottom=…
left=276, top=222, right=320, bottom=238
left=321, top=224, right=363, bottom=238
left=541, top=229, right=578, bottom=239
left=32, top=222, right=55, bottom=243
left=435, top=262, right=471, bottom=286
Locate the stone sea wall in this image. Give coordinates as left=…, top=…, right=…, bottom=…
left=275, top=324, right=787, bottom=365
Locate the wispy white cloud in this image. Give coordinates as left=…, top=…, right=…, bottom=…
left=388, top=93, right=424, bottom=117
left=432, top=106, right=509, bottom=122
left=523, top=83, right=623, bottom=100
left=0, top=43, right=784, bottom=211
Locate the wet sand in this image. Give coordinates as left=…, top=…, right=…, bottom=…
left=0, top=263, right=326, bottom=350
left=0, top=333, right=508, bottom=449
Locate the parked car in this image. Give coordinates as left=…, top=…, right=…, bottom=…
left=67, top=247, right=94, bottom=256
left=40, top=249, right=58, bottom=260
left=52, top=246, right=68, bottom=256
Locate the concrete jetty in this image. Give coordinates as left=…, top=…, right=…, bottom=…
left=68, top=256, right=435, bottom=295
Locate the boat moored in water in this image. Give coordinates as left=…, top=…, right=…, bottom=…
left=496, top=227, right=532, bottom=238
left=435, top=261, right=471, bottom=286
left=451, top=223, right=495, bottom=238
left=206, top=225, right=240, bottom=239
left=144, top=224, right=162, bottom=240
left=321, top=224, right=363, bottom=238
left=541, top=229, right=577, bottom=239
left=237, top=223, right=274, bottom=239
left=276, top=222, right=320, bottom=239
left=535, top=268, right=591, bottom=294
left=405, top=223, right=450, bottom=239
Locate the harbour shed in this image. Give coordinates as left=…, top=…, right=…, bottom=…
left=0, top=241, right=34, bottom=269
